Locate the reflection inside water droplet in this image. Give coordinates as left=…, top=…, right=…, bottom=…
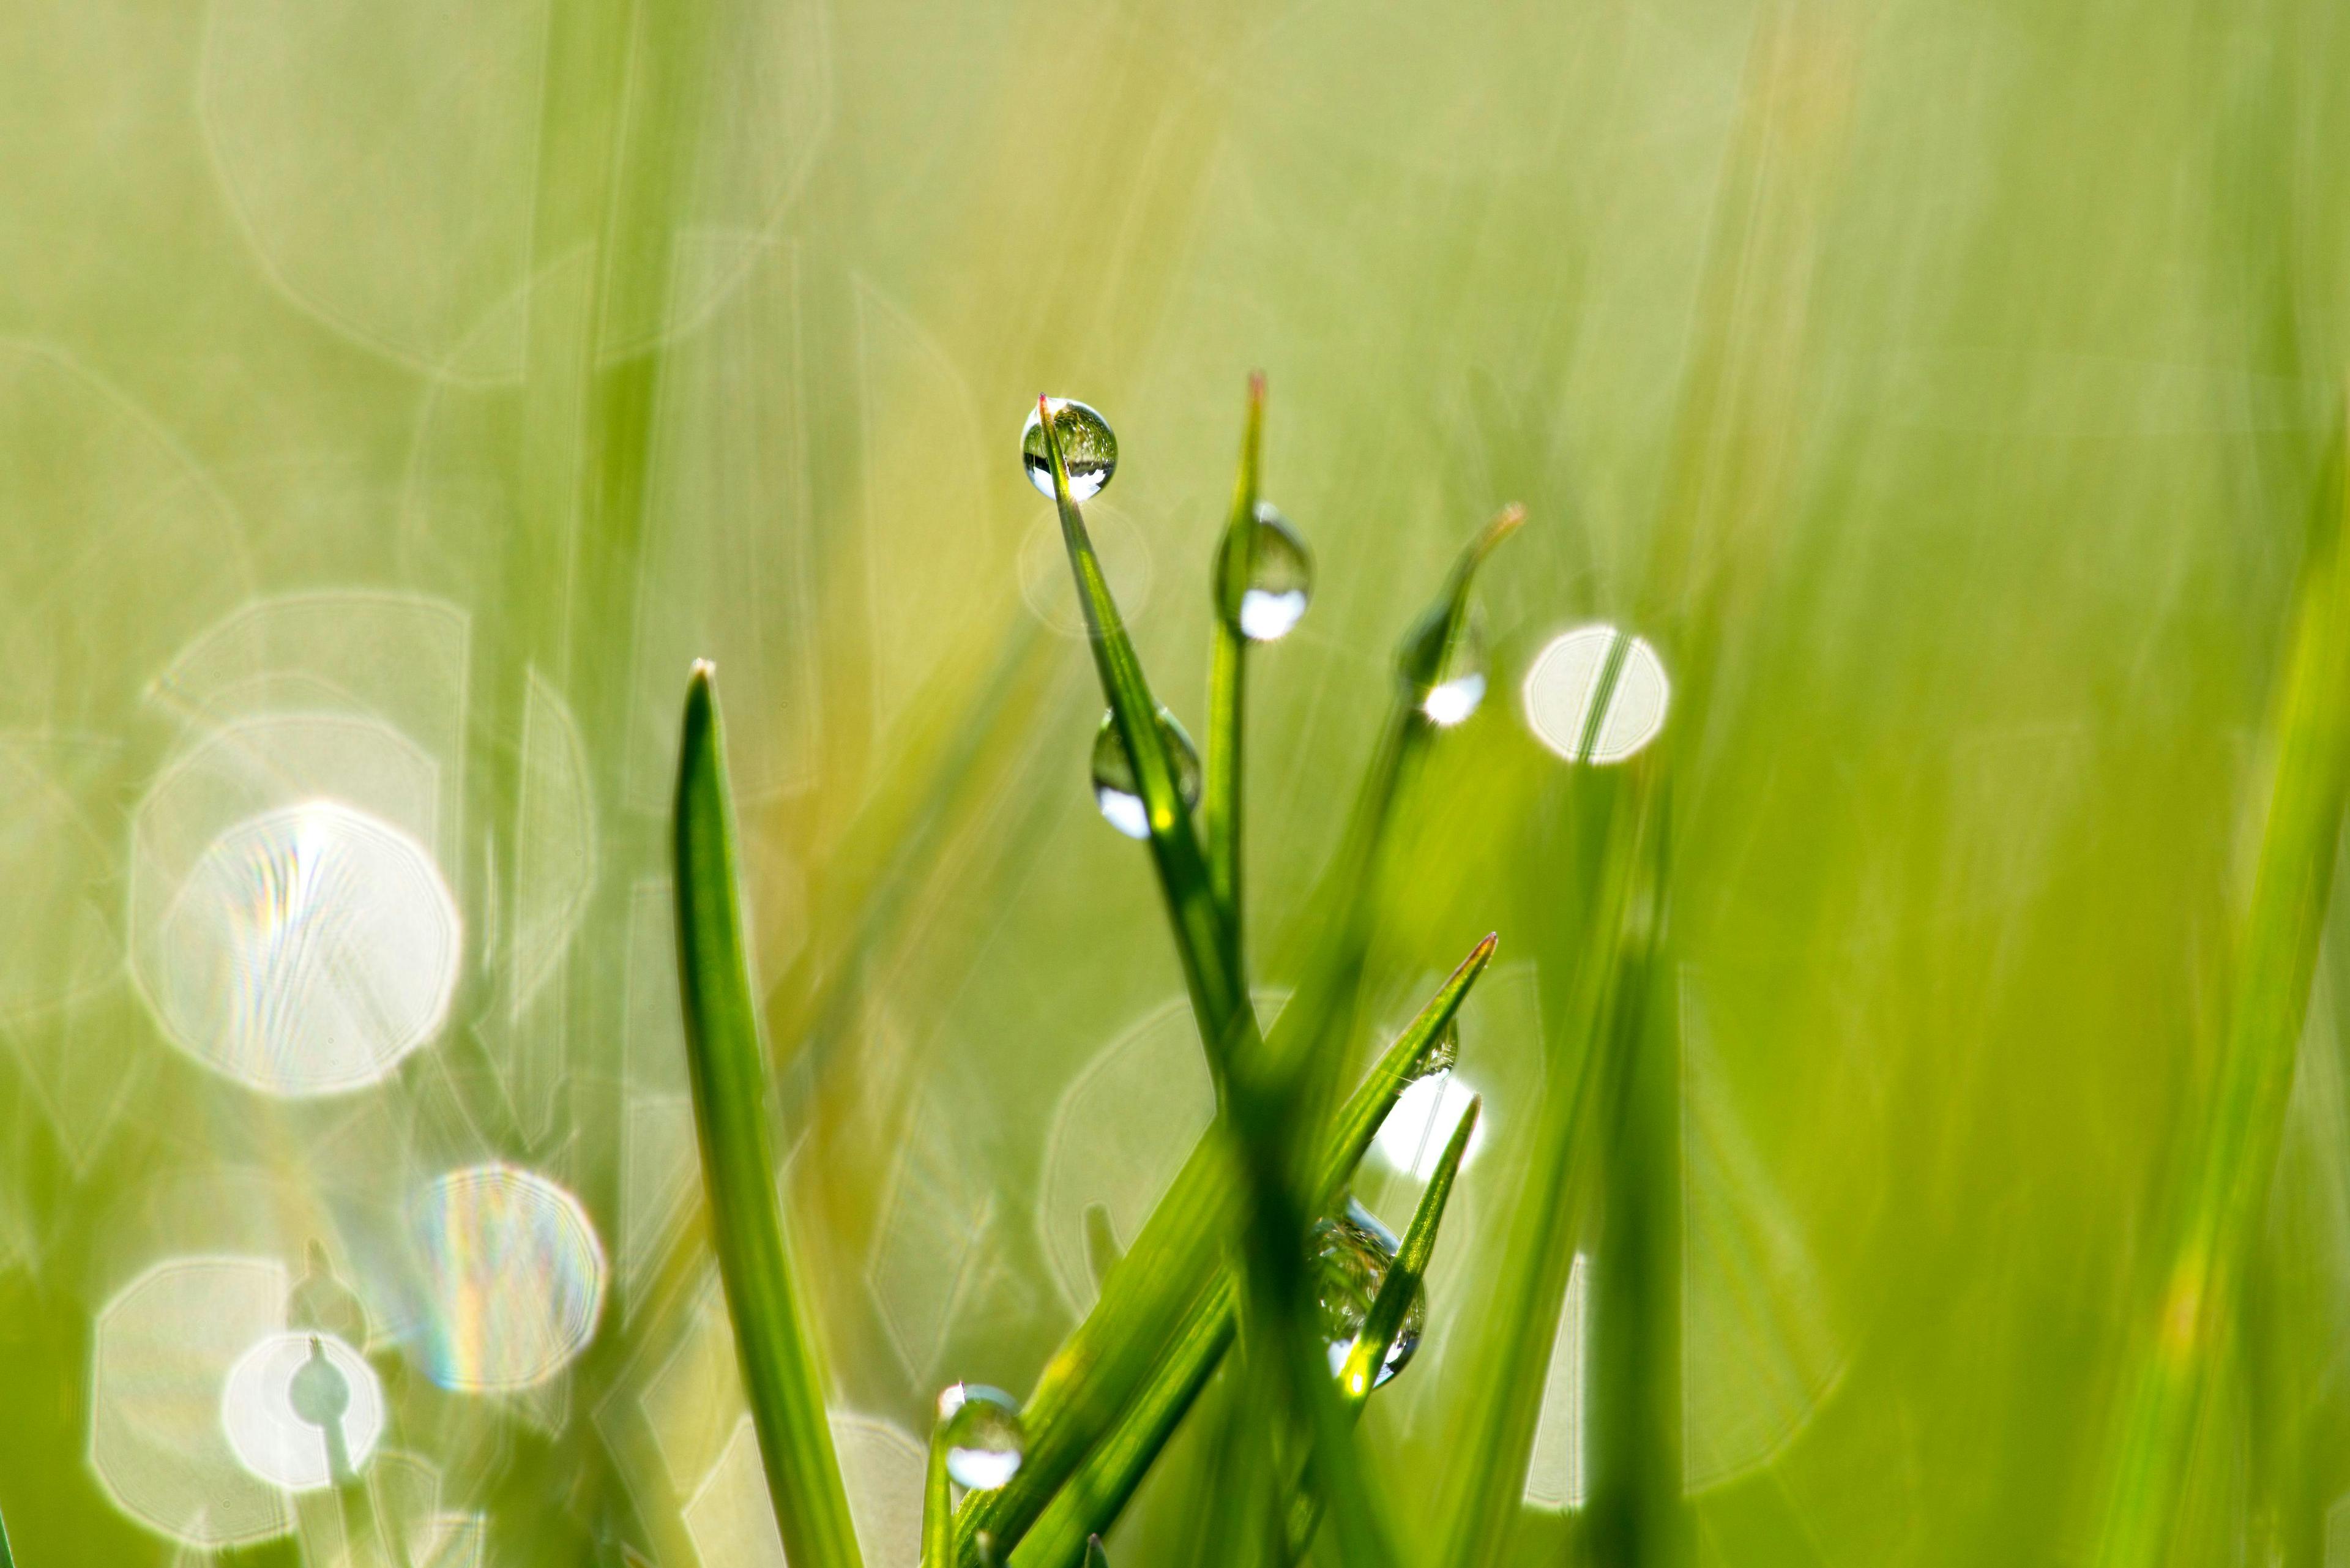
left=1309, top=1198, right=1424, bottom=1389
left=222, top=1331, right=382, bottom=1491
left=412, top=1164, right=607, bottom=1392
left=1418, top=616, right=1488, bottom=728
left=1520, top=624, right=1669, bottom=764
left=1217, top=502, right=1314, bottom=643
left=1089, top=709, right=1203, bottom=840
left=1021, top=399, right=1117, bottom=501
left=151, top=800, right=460, bottom=1097
left=936, top=1383, right=1026, bottom=1490
left=1417, top=1020, right=1460, bottom=1078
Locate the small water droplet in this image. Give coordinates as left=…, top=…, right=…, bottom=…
left=1022, top=399, right=1118, bottom=501
left=936, top=1383, right=1027, bottom=1490
left=1309, top=1197, right=1425, bottom=1389
left=1417, top=1020, right=1460, bottom=1078
left=288, top=1337, right=352, bottom=1429
left=1217, top=501, right=1314, bottom=643
left=1090, top=708, right=1203, bottom=840
left=1418, top=614, right=1488, bottom=727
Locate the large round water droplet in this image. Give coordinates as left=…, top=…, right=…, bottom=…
left=287, top=1338, right=351, bottom=1430
left=1309, top=1197, right=1425, bottom=1389
left=1021, top=399, right=1117, bottom=501
left=1416, top=613, right=1488, bottom=728
left=1216, top=502, right=1315, bottom=643
left=1520, top=624, right=1671, bottom=763
left=1089, top=709, right=1202, bottom=840
left=936, top=1383, right=1026, bottom=1490
left=221, top=1329, right=384, bottom=1492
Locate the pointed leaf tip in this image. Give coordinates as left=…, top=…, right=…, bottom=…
left=1084, top=1534, right=1111, bottom=1568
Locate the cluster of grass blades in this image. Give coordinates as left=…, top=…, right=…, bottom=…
left=668, top=375, right=1605, bottom=1567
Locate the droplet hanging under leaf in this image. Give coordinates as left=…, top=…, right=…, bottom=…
left=937, top=1383, right=1028, bottom=1490
left=1090, top=707, right=1203, bottom=840
left=1022, top=398, right=1118, bottom=501
left=1416, top=1019, right=1460, bottom=1078
left=1308, top=1197, right=1426, bottom=1389
left=1414, top=611, right=1488, bottom=727
left=1215, top=501, right=1315, bottom=643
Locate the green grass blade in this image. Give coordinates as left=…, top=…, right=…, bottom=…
left=1438, top=780, right=1663, bottom=1568
left=1206, top=373, right=1267, bottom=936
left=1338, top=1095, right=1481, bottom=1409
left=1286, top=1094, right=1482, bottom=1560
left=1010, top=1277, right=1237, bottom=1568
left=965, top=935, right=1498, bottom=1555
left=1084, top=1537, right=1110, bottom=1568
left=2093, top=415, right=2350, bottom=1566
left=923, top=1417, right=953, bottom=1568
left=672, top=664, right=865, bottom=1568
left=1035, top=396, right=1253, bottom=1087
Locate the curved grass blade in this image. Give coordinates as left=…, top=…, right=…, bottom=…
left=963, top=936, right=1497, bottom=1556
left=2093, top=411, right=2350, bottom=1566
left=673, top=664, right=865, bottom=1568
left=1206, top=373, right=1267, bottom=935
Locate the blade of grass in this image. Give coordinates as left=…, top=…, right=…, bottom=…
left=1284, top=1094, right=1484, bottom=1561
left=1084, top=1536, right=1110, bottom=1568
left=1206, top=373, right=1267, bottom=937
left=673, top=664, right=865, bottom=1568
left=923, top=1416, right=954, bottom=1568
left=2092, top=403, right=2350, bottom=1567
left=966, top=935, right=1498, bottom=1556
left=1438, top=775, right=1664, bottom=1568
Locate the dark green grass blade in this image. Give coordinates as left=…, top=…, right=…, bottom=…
left=673, top=665, right=864, bottom=1568
left=965, top=935, right=1498, bottom=1555
left=1206, top=373, right=1267, bottom=936
left=0, top=1507, right=15, bottom=1568
left=1084, top=1537, right=1110, bottom=1568
left=2093, top=416, right=2350, bottom=1566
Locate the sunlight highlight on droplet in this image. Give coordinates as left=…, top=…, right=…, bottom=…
left=1371, top=1070, right=1486, bottom=1181
left=1520, top=625, right=1670, bottom=764
left=412, top=1165, right=607, bottom=1392
left=221, top=1332, right=383, bottom=1491
left=151, top=801, right=460, bottom=1096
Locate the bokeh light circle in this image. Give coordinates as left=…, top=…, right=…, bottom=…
left=1520, top=625, right=1670, bottom=764
left=1371, top=1072, right=1487, bottom=1181
left=412, top=1164, right=607, bottom=1391
left=151, top=801, right=460, bottom=1096
left=221, top=1332, right=383, bottom=1491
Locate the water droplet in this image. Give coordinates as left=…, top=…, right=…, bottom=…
left=288, top=1239, right=369, bottom=1348
left=936, top=1383, right=1026, bottom=1490
left=1090, top=708, right=1202, bottom=840
left=1520, top=624, right=1671, bottom=763
left=1309, top=1197, right=1425, bottom=1389
left=1216, top=501, right=1314, bottom=642
left=1021, top=399, right=1117, bottom=501
left=1417, top=615, right=1488, bottom=727
left=1417, top=1020, right=1460, bottom=1078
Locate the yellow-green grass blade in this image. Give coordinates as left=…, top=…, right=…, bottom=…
left=1437, top=778, right=1664, bottom=1568
left=673, top=665, right=864, bottom=1568
left=963, top=935, right=1498, bottom=1555
left=923, top=1419, right=953, bottom=1568
left=2093, top=415, right=2350, bottom=1567
left=1010, top=1276, right=1237, bottom=1568
left=1205, top=372, right=1267, bottom=938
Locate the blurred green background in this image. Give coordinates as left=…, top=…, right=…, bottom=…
left=3, top=0, right=2349, bottom=1562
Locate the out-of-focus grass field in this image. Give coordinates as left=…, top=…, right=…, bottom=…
left=2, top=0, right=2348, bottom=1562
